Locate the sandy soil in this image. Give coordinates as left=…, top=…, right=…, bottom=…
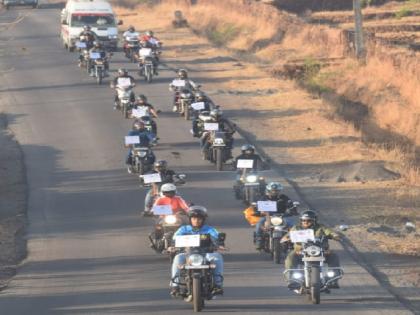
left=0, top=113, right=27, bottom=290
left=114, top=4, right=420, bottom=311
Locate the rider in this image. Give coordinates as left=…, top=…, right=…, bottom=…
left=200, top=109, right=236, bottom=155
left=122, top=25, right=139, bottom=55
left=143, top=160, right=181, bottom=216
left=88, top=41, right=109, bottom=76
left=169, top=69, right=200, bottom=112
left=152, top=183, right=189, bottom=215
left=133, top=94, right=159, bottom=135
left=191, top=91, right=216, bottom=137
left=283, top=210, right=341, bottom=289
left=251, top=182, right=296, bottom=250
left=78, top=25, right=97, bottom=49
left=140, top=30, right=161, bottom=48
left=170, top=206, right=225, bottom=296
left=125, top=120, right=156, bottom=174
left=112, top=68, right=136, bottom=110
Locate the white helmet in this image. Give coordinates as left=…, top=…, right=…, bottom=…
left=160, top=183, right=177, bottom=194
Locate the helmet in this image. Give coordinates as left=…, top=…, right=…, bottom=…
left=300, top=210, right=317, bottom=224
left=146, top=30, right=154, bottom=37
left=241, top=144, right=255, bottom=155
left=128, top=25, right=135, bottom=32
left=83, top=25, right=91, bottom=31
left=154, top=160, right=167, bottom=171
left=133, top=120, right=145, bottom=130
left=210, top=109, right=222, bottom=120
left=195, top=91, right=205, bottom=101
left=265, top=182, right=283, bottom=197
left=161, top=183, right=177, bottom=196
left=177, top=69, right=188, bottom=79
left=137, top=94, right=147, bottom=103
left=118, top=68, right=128, bottom=76
left=188, top=205, right=208, bottom=222
left=93, top=41, right=101, bottom=48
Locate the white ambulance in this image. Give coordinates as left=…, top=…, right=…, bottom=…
left=60, top=0, right=122, bottom=51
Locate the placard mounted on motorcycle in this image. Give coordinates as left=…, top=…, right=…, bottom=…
left=131, top=108, right=149, bottom=118
left=117, top=77, right=132, bottom=87
left=89, top=52, right=101, bottom=59
left=142, top=173, right=162, bottom=184
left=152, top=204, right=173, bottom=215
left=191, top=102, right=205, bottom=111
left=139, top=48, right=152, bottom=57
left=204, top=123, right=219, bottom=131
left=124, top=136, right=140, bottom=145
left=289, top=229, right=315, bottom=243
left=257, top=200, right=277, bottom=212
left=237, top=159, right=254, bottom=169
left=175, top=234, right=201, bottom=248
left=171, top=79, right=186, bottom=87
left=76, top=41, right=87, bottom=49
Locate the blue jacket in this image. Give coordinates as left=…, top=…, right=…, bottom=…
left=128, top=130, right=154, bottom=147
left=173, top=225, right=219, bottom=244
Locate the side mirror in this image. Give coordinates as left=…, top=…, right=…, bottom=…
left=293, top=201, right=300, bottom=207
left=178, top=174, right=186, bottom=179
left=218, top=232, right=226, bottom=244
left=118, top=20, right=123, bottom=25
left=156, top=109, right=162, bottom=114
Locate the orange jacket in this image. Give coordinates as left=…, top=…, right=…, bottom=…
left=153, top=196, right=189, bottom=214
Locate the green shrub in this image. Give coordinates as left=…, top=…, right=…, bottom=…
left=395, top=7, right=412, bottom=19
left=207, top=24, right=239, bottom=46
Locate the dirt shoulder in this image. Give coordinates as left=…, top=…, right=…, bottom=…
left=0, top=112, right=27, bottom=290
left=115, top=3, right=419, bottom=313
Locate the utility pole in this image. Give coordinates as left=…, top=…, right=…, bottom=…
left=353, top=0, right=366, bottom=61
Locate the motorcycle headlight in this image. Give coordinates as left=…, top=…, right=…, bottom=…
left=136, top=151, right=147, bottom=157
left=306, top=245, right=321, bottom=257
left=188, top=254, right=204, bottom=266
left=327, top=270, right=335, bottom=278
left=292, top=272, right=303, bottom=279
left=109, top=35, right=118, bottom=39
left=270, top=217, right=283, bottom=226
left=181, top=93, right=191, bottom=98
left=164, top=215, right=177, bottom=225
left=246, top=175, right=258, bottom=183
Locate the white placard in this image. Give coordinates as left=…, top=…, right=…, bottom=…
left=152, top=204, right=173, bottom=215
left=76, top=41, right=87, bottom=48
left=290, top=229, right=315, bottom=243
left=124, top=136, right=140, bottom=145
left=204, top=123, right=219, bottom=131
left=236, top=159, right=254, bottom=169
left=171, top=79, right=186, bottom=87
left=131, top=108, right=149, bottom=118
left=142, top=173, right=162, bottom=184
left=257, top=201, right=277, bottom=212
left=139, top=48, right=152, bottom=57
left=89, top=52, right=101, bottom=59
left=117, top=77, right=132, bottom=87
left=148, top=37, right=159, bottom=46
left=191, top=102, right=205, bottom=110
left=175, top=234, right=201, bottom=248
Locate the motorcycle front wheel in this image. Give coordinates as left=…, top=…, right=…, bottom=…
left=193, top=277, right=204, bottom=312
left=216, top=148, right=223, bottom=171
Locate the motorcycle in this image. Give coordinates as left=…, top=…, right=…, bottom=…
left=256, top=201, right=299, bottom=264
left=172, top=233, right=226, bottom=312
left=112, top=82, right=135, bottom=119
left=124, top=36, right=140, bottom=62
left=283, top=234, right=343, bottom=304
left=137, top=47, right=155, bottom=83
left=179, top=89, right=195, bottom=120
left=202, top=131, right=232, bottom=171
left=88, top=51, right=108, bottom=85
left=128, top=145, right=155, bottom=175
left=235, top=169, right=266, bottom=205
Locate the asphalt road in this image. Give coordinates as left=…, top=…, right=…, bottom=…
left=0, top=4, right=413, bottom=315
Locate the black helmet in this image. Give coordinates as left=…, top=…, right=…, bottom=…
left=241, top=144, right=255, bottom=154
left=195, top=91, right=205, bottom=101
left=83, top=25, right=91, bottom=31
left=146, top=30, right=154, bottom=37
left=265, top=182, right=283, bottom=197
left=188, top=205, right=208, bottom=223
left=128, top=25, right=135, bottom=32
left=137, top=94, right=147, bottom=103
left=154, top=160, right=167, bottom=171
left=210, top=109, right=222, bottom=120
left=300, top=210, right=317, bottom=224
left=118, top=68, right=128, bottom=76
left=93, top=41, right=101, bottom=48
left=178, top=69, right=188, bottom=79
